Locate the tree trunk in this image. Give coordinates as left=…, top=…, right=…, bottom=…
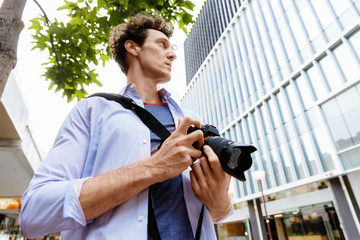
left=0, top=0, right=27, bottom=99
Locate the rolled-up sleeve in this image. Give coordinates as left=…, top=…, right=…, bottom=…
left=20, top=101, right=91, bottom=238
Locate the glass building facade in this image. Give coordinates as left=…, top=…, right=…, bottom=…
left=181, top=0, right=360, bottom=239
left=184, top=0, right=240, bottom=84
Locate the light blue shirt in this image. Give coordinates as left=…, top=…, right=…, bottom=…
left=144, top=103, right=194, bottom=239
left=20, top=83, right=218, bottom=239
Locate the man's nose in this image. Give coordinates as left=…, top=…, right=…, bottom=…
left=167, top=47, right=177, bottom=61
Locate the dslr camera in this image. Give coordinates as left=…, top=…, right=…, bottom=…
left=188, top=124, right=257, bottom=181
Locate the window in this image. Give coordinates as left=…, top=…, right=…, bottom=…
left=285, top=84, right=302, bottom=117
left=262, top=0, right=274, bottom=31
left=328, top=0, right=350, bottom=17
left=348, top=29, right=360, bottom=62
left=311, top=0, right=333, bottom=30
left=300, top=132, right=320, bottom=175
left=289, top=139, right=306, bottom=179
left=288, top=10, right=308, bottom=52
left=282, top=203, right=344, bottom=239
left=264, top=43, right=278, bottom=80
left=305, top=107, right=322, bottom=130
left=279, top=144, right=294, bottom=182
left=329, top=0, right=358, bottom=29
left=253, top=0, right=268, bottom=39
left=320, top=83, right=360, bottom=171
left=294, top=74, right=314, bottom=110
left=306, top=65, right=329, bottom=100
left=322, top=98, right=353, bottom=150
left=298, top=3, right=319, bottom=41
left=231, top=125, right=238, bottom=142
left=253, top=110, right=262, bottom=141
left=261, top=153, right=274, bottom=188
left=280, top=0, right=291, bottom=10
left=339, top=147, right=360, bottom=170
left=280, top=26, right=297, bottom=66
left=268, top=97, right=281, bottom=129
left=333, top=42, right=360, bottom=82
left=269, top=0, right=283, bottom=20
left=236, top=121, right=245, bottom=143
left=305, top=108, right=335, bottom=171
left=271, top=34, right=287, bottom=73
left=275, top=90, right=291, bottom=124
left=319, top=54, right=344, bottom=91
left=270, top=149, right=282, bottom=185
left=294, top=115, right=308, bottom=135
left=337, top=87, right=360, bottom=145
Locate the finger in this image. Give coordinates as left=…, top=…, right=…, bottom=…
left=187, top=130, right=204, bottom=149
left=191, top=159, right=208, bottom=187
left=198, top=155, right=213, bottom=178
left=177, top=117, right=183, bottom=127
left=189, top=170, right=200, bottom=192
left=189, top=149, right=203, bottom=160
left=203, top=145, right=222, bottom=175
left=176, top=117, right=201, bottom=134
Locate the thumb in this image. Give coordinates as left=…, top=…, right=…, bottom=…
left=177, top=117, right=183, bottom=127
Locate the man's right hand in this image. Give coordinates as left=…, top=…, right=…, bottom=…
left=79, top=117, right=204, bottom=221
left=147, top=117, right=204, bottom=182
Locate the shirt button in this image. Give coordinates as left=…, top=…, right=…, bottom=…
left=142, top=139, right=147, bottom=144
left=138, top=215, right=144, bottom=222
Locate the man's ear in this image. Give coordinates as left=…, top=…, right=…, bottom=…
left=125, top=40, right=139, bottom=57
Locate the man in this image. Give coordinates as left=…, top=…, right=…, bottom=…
left=20, top=12, right=232, bottom=239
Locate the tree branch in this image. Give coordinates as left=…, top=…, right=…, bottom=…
left=33, top=0, right=62, bottom=70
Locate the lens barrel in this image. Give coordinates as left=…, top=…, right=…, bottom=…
left=188, top=124, right=256, bottom=181
left=204, top=136, right=257, bottom=181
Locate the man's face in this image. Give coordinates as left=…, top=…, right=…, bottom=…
left=136, top=29, right=177, bottom=84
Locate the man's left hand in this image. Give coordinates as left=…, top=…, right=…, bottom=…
left=190, top=145, right=232, bottom=222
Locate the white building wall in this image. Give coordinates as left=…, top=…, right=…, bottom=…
left=181, top=0, right=360, bottom=210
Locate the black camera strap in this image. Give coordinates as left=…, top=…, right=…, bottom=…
left=88, top=93, right=204, bottom=240
left=89, top=93, right=171, bottom=141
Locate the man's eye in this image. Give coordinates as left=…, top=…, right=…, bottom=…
left=158, top=42, right=166, bottom=48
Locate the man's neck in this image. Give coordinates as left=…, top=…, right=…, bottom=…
left=127, top=80, right=162, bottom=104
left=127, top=70, right=164, bottom=104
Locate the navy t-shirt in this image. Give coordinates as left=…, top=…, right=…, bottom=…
left=144, top=103, right=194, bottom=240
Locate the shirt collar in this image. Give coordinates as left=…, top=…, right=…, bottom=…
left=158, top=88, right=172, bottom=102
left=119, top=83, right=172, bottom=104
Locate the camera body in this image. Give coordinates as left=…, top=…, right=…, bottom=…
left=188, top=124, right=257, bottom=181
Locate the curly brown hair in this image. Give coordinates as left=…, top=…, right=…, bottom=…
left=109, top=12, right=174, bottom=74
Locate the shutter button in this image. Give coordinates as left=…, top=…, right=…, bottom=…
left=138, top=215, right=144, bottom=222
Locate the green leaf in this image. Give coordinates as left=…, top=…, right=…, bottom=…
left=99, top=54, right=111, bottom=67
left=182, top=12, right=193, bottom=25
left=69, top=16, right=85, bottom=25
left=57, top=1, right=78, bottom=11
left=183, top=1, right=195, bottom=11
left=120, top=0, right=130, bottom=10
left=28, top=18, right=44, bottom=35
left=109, top=10, right=124, bottom=26
left=30, top=0, right=197, bottom=102
left=93, top=78, right=103, bottom=87
left=48, top=81, right=55, bottom=90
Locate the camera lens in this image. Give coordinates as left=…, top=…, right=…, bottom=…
left=204, top=136, right=256, bottom=181
left=228, top=148, right=242, bottom=170
left=188, top=124, right=257, bottom=181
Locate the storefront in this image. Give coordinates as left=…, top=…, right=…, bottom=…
left=217, top=203, right=345, bottom=240
left=278, top=203, right=345, bottom=240
left=217, top=177, right=359, bottom=240
left=217, top=220, right=252, bottom=240
left=0, top=198, right=23, bottom=239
